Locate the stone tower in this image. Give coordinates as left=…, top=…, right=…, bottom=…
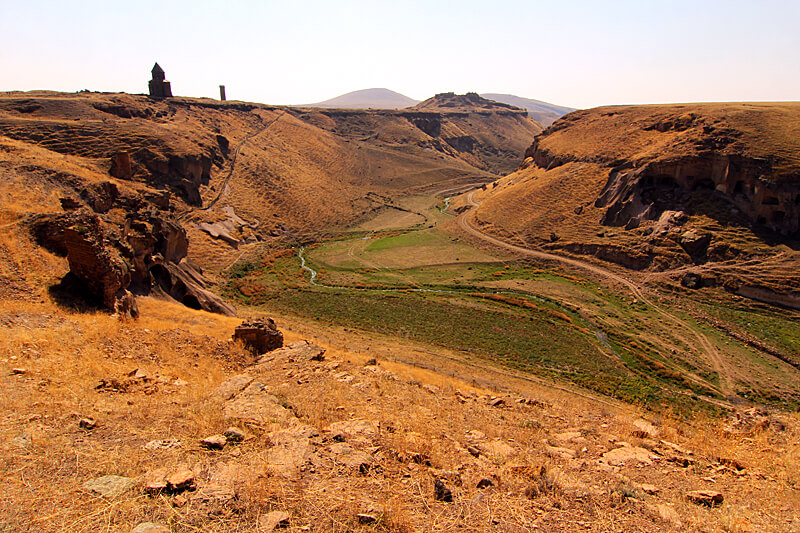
left=148, top=63, right=173, bottom=98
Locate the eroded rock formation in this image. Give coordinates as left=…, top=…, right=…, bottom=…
left=28, top=191, right=234, bottom=316
left=232, top=318, right=284, bottom=354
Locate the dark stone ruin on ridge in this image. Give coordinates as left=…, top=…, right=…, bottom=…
left=149, top=63, right=173, bottom=98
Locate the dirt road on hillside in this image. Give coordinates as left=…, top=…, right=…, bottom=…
left=458, top=191, right=737, bottom=399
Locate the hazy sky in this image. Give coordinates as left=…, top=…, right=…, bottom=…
left=2, top=0, right=798, bottom=109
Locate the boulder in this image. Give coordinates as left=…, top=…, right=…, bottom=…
left=601, top=446, right=655, bottom=466
left=433, top=478, right=453, bottom=502
left=30, top=204, right=233, bottom=317
left=679, top=230, right=712, bottom=262
left=686, top=490, right=724, bottom=507
left=233, top=318, right=283, bottom=354
left=260, top=511, right=290, bottom=530
left=166, top=469, right=196, bottom=492
left=82, top=475, right=136, bottom=498
left=200, top=434, right=227, bottom=450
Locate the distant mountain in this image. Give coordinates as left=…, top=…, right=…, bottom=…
left=480, top=93, right=576, bottom=126
left=304, top=88, right=419, bottom=109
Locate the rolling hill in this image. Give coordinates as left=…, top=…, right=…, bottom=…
left=303, top=88, right=419, bottom=109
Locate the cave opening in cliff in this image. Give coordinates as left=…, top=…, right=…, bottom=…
left=182, top=294, right=202, bottom=310
left=690, top=177, right=715, bottom=191
left=762, top=196, right=780, bottom=206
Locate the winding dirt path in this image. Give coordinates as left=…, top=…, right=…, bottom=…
left=179, top=111, right=286, bottom=220
left=458, top=191, right=737, bottom=399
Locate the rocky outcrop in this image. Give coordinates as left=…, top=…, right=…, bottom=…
left=150, top=260, right=236, bottom=316
left=591, top=153, right=800, bottom=235
left=61, top=216, right=132, bottom=310
left=232, top=318, right=284, bottom=354
left=30, top=201, right=233, bottom=316
left=131, top=149, right=213, bottom=206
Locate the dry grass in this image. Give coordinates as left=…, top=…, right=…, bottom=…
left=1, top=294, right=799, bottom=531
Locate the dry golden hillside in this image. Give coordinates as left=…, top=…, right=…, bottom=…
left=473, top=103, right=800, bottom=308
left=2, top=92, right=799, bottom=532
left=0, top=91, right=542, bottom=272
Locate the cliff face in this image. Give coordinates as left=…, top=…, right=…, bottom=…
left=522, top=103, right=800, bottom=237
left=475, top=103, right=800, bottom=307
left=0, top=96, right=226, bottom=206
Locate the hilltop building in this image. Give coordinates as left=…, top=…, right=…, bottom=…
left=148, top=63, right=173, bottom=98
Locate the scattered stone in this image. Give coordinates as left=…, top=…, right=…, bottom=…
left=649, top=503, right=682, bottom=526
left=364, top=358, right=377, bottom=366
left=638, top=483, right=660, bottom=495
left=266, top=424, right=318, bottom=478
left=11, top=432, right=32, bottom=449
left=553, top=431, right=582, bottom=443
left=476, top=478, right=494, bottom=489
left=632, top=419, right=658, bottom=439
left=356, top=513, right=378, bottom=524
left=166, top=470, right=196, bottom=492
left=214, top=374, right=254, bottom=401
left=79, top=417, right=96, bottom=430
left=326, top=419, right=379, bottom=444
left=201, top=434, right=227, bottom=450
left=172, top=495, right=187, bottom=507
left=489, top=397, right=505, bottom=407
left=224, top=426, right=246, bottom=442
left=82, top=475, right=136, bottom=498
left=223, top=382, right=294, bottom=427
left=686, top=490, right=724, bottom=507
left=476, top=439, right=515, bottom=459
left=467, top=445, right=481, bottom=457
left=601, top=446, right=654, bottom=466
left=131, top=523, right=169, bottom=533
left=260, top=510, right=290, bottom=530
left=144, top=479, right=168, bottom=495
left=10, top=368, right=26, bottom=375
left=173, top=378, right=189, bottom=387
left=434, top=478, right=453, bottom=502
left=717, top=457, right=745, bottom=471
left=546, top=445, right=577, bottom=460
left=422, top=384, right=440, bottom=395
left=465, top=429, right=486, bottom=441
left=233, top=318, right=283, bottom=354
left=143, top=439, right=182, bottom=451
left=329, top=442, right=373, bottom=474
left=194, top=483, right=236, bottom=502
left=679, top=229, right=712, bottom=260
